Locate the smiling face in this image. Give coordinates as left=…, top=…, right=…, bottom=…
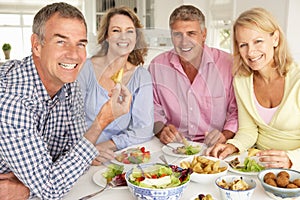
left=106, top=14, right=136, bottom=57
left=235, top=25, right=279, bottom=72
left=171, top=20, right=206, bottom=66
left=32, top=13, right=87, bottom=96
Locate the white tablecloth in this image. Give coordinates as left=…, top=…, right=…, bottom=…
left=63, top=137, right=273, bottom=200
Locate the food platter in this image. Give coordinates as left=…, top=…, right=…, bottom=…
left=92, top=169, right=127, bottom=190
left=161, top=142, right=205, bottom=158
left=111, top=147, right=160, bottom=168
left=224, top=152, right=263, bottom=176
left=189, top=194, right=218, bottom=200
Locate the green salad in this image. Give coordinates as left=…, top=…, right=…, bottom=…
left=174, top=145, right=201, bottom=155
left=129, top=164, right=191, bottom=189
left=102, top=164, right=124, bottom=182
left=238, top=157, right=265, bottom=172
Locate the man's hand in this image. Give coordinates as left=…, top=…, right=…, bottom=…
left=157, top=124, right=183, bottom=144
left=92, top=140, right=116, bottom=166
left=204, top=129, right=225, bottom=147
left=0, top=172, right=30, bottom=200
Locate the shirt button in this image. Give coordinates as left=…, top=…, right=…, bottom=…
left=189, top=107, right=193, bottom=111
left=191, top=125, right=194, bottom=128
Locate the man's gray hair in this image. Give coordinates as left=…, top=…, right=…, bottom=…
left=32, top=2, right=87, bottom=43
left=169, top=5, right=206, bottom=30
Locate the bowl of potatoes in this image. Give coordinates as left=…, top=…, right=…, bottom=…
left=179, top=156, right=228, bottom=184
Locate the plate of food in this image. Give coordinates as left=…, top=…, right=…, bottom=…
left=224, top=148, right=265, bottom=176
left=162, top=141, right=205, bottom=158
left=112, top=146, right=151, bottom=166
left=93, top=163, right=127, bottom=189
left=190, top=193, right=217, bottom=200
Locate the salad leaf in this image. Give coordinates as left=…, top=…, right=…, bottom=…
left=185, top=145, right=201, bottom=155
left=174, top=144, right=201, bottom=155
left=102, top=164, right=124, bottom=182
left=238, top=157, right=265, bottom=172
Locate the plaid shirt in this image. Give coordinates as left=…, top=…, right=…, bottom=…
left=0, top=56, right=98, bottom=199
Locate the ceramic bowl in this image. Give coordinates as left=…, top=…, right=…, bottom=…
left=125, top=163, right=190, bottom=200
left=180, top=156, right=228, bottom=184
left=215, top=175, right=256, bottom=200
left=258, top=168, right=300, bottom=200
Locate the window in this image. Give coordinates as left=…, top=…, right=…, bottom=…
left=0, top=13, right=34, bottom=60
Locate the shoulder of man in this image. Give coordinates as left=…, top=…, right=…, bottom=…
left=206, top=46, right=232, bottom=61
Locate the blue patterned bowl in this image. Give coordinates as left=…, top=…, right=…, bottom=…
left=258, top=168, right=300, bottom=200
left=215, top=175, right=256, bottom=200
left=125, top=163, right=190, bottom=200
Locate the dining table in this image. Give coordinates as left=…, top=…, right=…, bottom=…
left=62, top=137, right=273, bottom=200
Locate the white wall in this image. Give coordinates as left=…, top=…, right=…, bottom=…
left=153, top=0, right=183, bottom=29
left=286, top=0, right=300, bottom=63
left=235, top=0, right=288, bottom=31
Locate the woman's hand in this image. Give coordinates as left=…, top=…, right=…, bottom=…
left=108, top=83, right=132, bottom=119
left=205, top=143, right=238, bottom=159
left=257, top=150, right=292, bottom=168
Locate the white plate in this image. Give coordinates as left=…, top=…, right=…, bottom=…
left=111, top=149, right=160, bottom=169
left=224, top=152, right=263, bottom=176
left=162, top=142, right=205, bottom=158
left=92, top=169, right=127, bottom=189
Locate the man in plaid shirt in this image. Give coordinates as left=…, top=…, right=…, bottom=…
left=0, top=2, right=131, bottom=200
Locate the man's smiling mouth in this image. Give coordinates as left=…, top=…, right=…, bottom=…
left=59, top=63, right=77, bottom=69
left=180, top=47, right=192, bottom=52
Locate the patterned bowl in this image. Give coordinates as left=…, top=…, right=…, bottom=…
left=125, top=163, right=190, bottom=200
left=215, top=175, right=256, bottom=200
left=258, top=168, right=300, bottom=200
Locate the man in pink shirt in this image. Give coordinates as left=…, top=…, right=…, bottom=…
left=148, top=5, right=238, bottom=145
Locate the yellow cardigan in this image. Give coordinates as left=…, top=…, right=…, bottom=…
left=227, top=63, right=300, bottom=170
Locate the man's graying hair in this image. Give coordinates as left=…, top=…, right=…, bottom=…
left=169, top=5, right=206, bottom=30
left=32, top=2, right=87, bottom=43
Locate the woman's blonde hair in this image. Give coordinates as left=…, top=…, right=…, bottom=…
left=96, top=6, right=147, bottom=66
left=232, top=7, right=293, bottom=76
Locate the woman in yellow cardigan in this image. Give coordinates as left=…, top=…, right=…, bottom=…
left=209, top=7, right=300, bottom=170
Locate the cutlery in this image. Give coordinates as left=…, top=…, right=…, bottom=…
left=182, top=137, right=190, bottom=147
left=137, top=164, right=151, bottom=178
left=78, top=180, right=117, bottom=200
left=159, top=154, right=169, bottom=165
left=165, top=144, right=176, bottom=150
left=225, top=161, right=244, bottom=169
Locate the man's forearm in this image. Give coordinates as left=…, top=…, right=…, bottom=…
left=0, top=173, right=30, bottom=200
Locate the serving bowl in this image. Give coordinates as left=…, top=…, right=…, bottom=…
left=215, top=175, right=256, bottom=200
left=125, top=163, right=191, bottom=200
left=258, top=168, right=300, bottom=200
left=179, top=155, right=228, bottom=184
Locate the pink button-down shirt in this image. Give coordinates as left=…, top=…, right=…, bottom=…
left=148, top=45, right=238, bottom=141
